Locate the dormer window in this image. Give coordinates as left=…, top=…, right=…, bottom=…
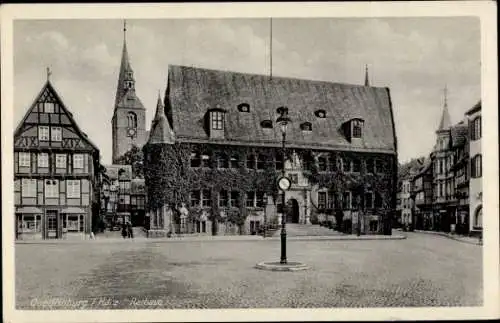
left=300, top=122, right=312, bottom=131
left=314, top=109, right=326, bottom=118
left=260, top=120, right=273, bottom=129
left=237, top=103, right=250, bottom=113
left=352, top=119, right=364, bottom=138
left=211, top=110, right=224, bottom=130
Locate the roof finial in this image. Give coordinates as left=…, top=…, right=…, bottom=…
left=123, top=20, right=127, bottom=41
left=364, top=64, right=370, bottom=86
left=46, top=67, right=52, bottom=81
left=444, top=84, right=448, bottom=107
left=269, top=17, right=273, bottom=80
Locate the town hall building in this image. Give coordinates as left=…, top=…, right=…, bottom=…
left=143, top=64, right=398, bottom=236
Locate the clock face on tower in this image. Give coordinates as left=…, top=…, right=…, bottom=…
left=278, top=176, right=291, bottom=191
left=127, top=128, right=136, bottom=137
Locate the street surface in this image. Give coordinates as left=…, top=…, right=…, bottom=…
left=16, top=232, right=482, bottom=309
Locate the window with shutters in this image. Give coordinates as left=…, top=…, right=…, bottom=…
left=66, top=180, right=81, bottom=198
left=21, top=179, right=37, bottom=197
left=470, top=117, right=481, bottom=141
left=38, top=126, right=49, bottom=141
left=471, top=154, right=482, bottom=178
left=56, top=154, right=66, bottom=169
left=45, top=180, right=59, bottom=198
left=38, top=153, right=49, bottom=168
left=19, top=152, right=31, bottom=167
left=73, top=154, right=84, bottom=169
left=51, top=127, right=62, bottom=142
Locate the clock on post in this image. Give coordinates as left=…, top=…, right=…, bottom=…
left=277, top=176, right=291, bottom=191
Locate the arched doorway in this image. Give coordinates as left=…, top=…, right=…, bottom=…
left=286, top=199, right=300, bottom=223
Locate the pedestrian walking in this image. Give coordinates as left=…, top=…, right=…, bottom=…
left=127, top=222, right=134, bottom=239
left=121, top=223, right=127, bottom=239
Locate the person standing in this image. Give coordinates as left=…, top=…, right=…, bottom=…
left=121, top=223, right=127, bottom=239
left=127, top=222, right=134, bottom=239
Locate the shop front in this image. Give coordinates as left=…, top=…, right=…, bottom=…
left=16, top=207, right=43, bottom=240
left=61, top=207, right=87, bottom=240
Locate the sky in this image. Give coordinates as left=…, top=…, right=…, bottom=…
left=13, top=18, right=481, bottom=164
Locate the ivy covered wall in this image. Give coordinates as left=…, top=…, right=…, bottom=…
left=143, top=142, right=397, bottom=235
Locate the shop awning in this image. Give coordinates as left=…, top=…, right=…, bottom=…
left=61, top=207, right=86, bottom=214
left=16, top=206, right=42, bottom=214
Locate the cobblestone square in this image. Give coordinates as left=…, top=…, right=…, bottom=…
left=16, top=232, right=482, bottom=309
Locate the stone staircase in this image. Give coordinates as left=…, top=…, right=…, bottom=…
left=271, top=223, right=344, bottom=237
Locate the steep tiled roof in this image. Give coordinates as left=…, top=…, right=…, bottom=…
left=149, top=92, right=175, bottom=144
left=14, top=80, right=99, bottom=153
left=465, top=100, right=481, bottom=115
left=450, top=122, right=468, bottom=148
left=164, top=65, right=396, bottom=154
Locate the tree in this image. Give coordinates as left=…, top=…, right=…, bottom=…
left=115, top=145, right=144, bottom=178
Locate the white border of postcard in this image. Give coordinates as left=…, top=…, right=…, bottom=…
left=2, top=1, right=499, bottom=322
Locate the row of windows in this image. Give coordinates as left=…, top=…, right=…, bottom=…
left=21, top=179, right=82, bottom=198
left=190, top=151, right=387, bottom=173
left=210, top=110, right=363, bottom=138
left=190, top=190, right=266, bottom=208
left=38, top=126, right=62, bottom=142
left=317, top=191, right=382, bottom=210
left=18, top=152, right=85, bottom=169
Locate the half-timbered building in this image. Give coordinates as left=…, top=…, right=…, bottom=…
left=14, top=78, right=100, bottom=240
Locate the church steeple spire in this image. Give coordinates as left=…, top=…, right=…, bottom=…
left=364, top=64, right=370, bottom=86
left=112, top=19, right=146, bottom=164
left=115, top=19, right=136, bottom=107
left=437, top=85, right=451, bottom=132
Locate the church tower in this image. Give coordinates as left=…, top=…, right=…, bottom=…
left=112, top=20, right=146, bottom=164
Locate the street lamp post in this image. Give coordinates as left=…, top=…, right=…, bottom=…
left=276, top=106, right=291, bottom=265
